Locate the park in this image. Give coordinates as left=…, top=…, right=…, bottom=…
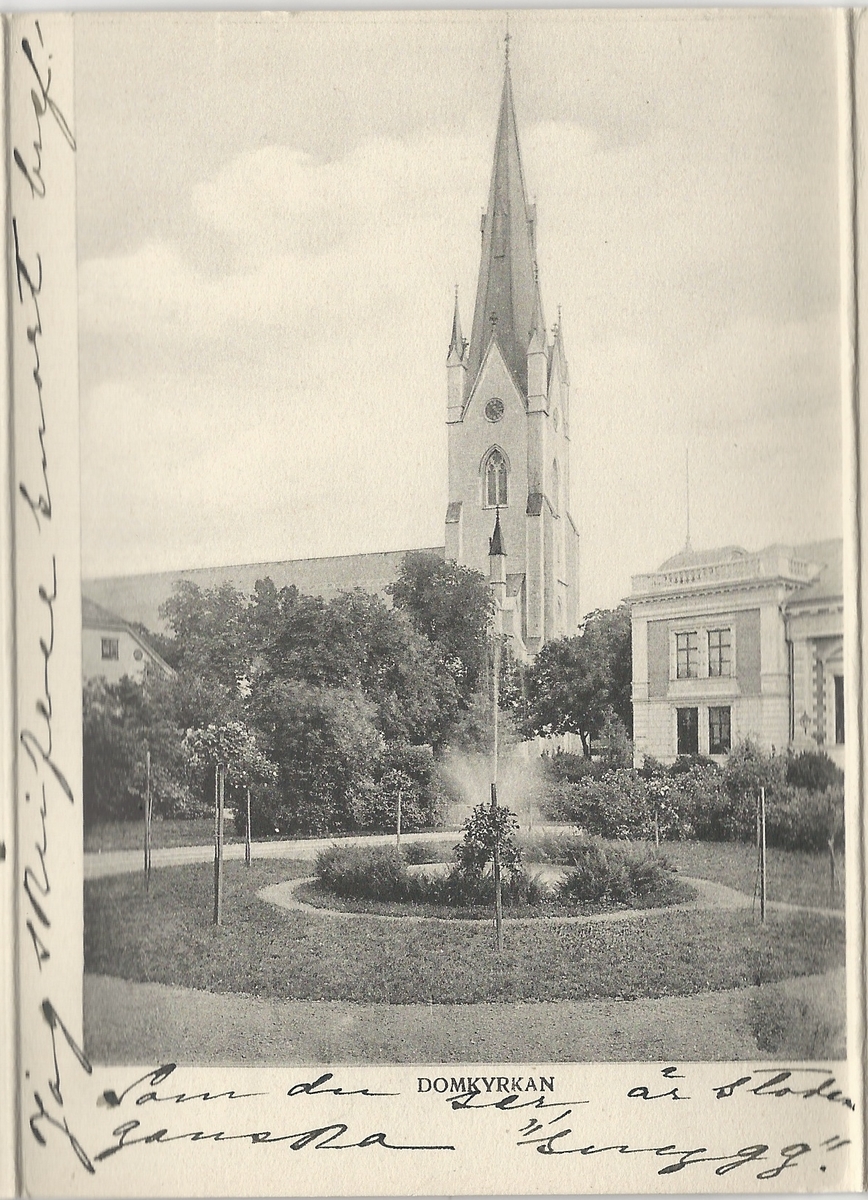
left=82, top=552, right=846, bottom=1065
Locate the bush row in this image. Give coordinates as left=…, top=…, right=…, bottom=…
left=539, top=744, right=844, bottom=853
left=314, top=836, right=683, bottom=910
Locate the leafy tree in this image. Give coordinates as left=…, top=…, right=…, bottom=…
left=252, top=680, right=384, bottom=836
left=455, top=802, right=522, bottom=877
left=82, top=674, right=189, bottom=826
left=523, top=605, right=633, bottom=755
left=247, top=582, right=460, bottom=748
left=524, top=634, right=609, bottom=756
left=159, top=581, right=251, bottom=728
left=582, top=605, right=633, bottom=736
left=389, top=552, right=494, bottom=704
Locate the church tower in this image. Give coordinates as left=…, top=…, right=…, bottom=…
left=445, top=46, right=580, bottom=657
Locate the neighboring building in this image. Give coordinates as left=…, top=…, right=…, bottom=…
left=445, top=54, right=580, bottom=656
left=82, top=597, right=175, bottom=685
left=629, top=539, right=844, bottom=769
left=82, top=53, right=578, bottom=660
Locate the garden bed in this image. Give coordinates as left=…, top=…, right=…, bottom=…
left=293, top=873, right=697, bottom=919
left=84, top=858, right=845, bottom=1005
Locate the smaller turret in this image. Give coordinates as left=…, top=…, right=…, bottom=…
left=527, top=282, right=548, bottom=412
left=488, top=507, right=507, bottom=627
left=447, top=286, right=467, bottom=423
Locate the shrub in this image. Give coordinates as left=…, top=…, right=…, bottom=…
left=350, top=743, right=450, bottom=833
left=541, top=751, right=609, bottom=784
left=785, top=750, right=843, bottom=793
left=669, top=754, right=720, bottom=776
left=539, top=770, right=652, bottom=839
left=722, top=739, right=786, bottom=805
left=455, top=802, right=522, bottom=876
left=436, top=864, right=548, bottom=909
left=315, top=843, right=409, bottom=901
left=402, top=840, right=455, bottom=865
left=766, top=784, right=845, bottom=853
left=520, top=828, right=594, bottom=865
left=556, top=843, right=678, bottom=906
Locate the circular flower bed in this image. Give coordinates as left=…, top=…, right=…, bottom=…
left=307, top=838, right=696, bottom=920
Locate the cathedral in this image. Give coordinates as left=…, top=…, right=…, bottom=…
left=444, top=51, right=580, bottom=657
left=82, top=54, right=580, bottom=660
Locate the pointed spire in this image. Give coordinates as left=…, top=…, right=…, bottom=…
left=447, top=284, right=465, bottom=363
left=466, top=50, right=538, bottom=396
left=489, top=507, right=506, bottom=557
left=528, top=277, right=546, bottom=355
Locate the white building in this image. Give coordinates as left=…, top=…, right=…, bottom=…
left=82, top=597, right=174, bottom=685
left=629, top=539, right=843, bottom=768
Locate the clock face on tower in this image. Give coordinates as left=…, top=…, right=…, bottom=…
left=484, top=397, right=504, bottom=423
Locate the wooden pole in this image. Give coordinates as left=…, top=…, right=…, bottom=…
left=396, top=789, right=402, bottom=848
left=245, top=786, right=252, bottom=867
left=759, top=786, right=767, bottom=923
left=213, top=763, right=219, bottom=923
left=654, top=805, right=660, bottom=850
left=491, top=782, right=503, bottom=952
left=491, top=635, right=503, bottom=953
left=214, top=763, right=226, bottom=925
left=144, top=749, right=152, bottom=892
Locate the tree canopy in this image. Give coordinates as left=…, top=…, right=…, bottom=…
left=523, top=605, right=633, bottom=755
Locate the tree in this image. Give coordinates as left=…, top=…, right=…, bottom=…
left=389, top=552, right=494, bottom=705
left=252, top=680, right=384, bottom=835
left=82, top=674, right=189, bottom=826
left=523, top=634, right=610, bottom=756
left=523, top=605, right=634, bottom=755
left=159, top=581, right=252, bottom=728
left=247, top=580, right=461, bottom=749
left=582, top=605, right=633, bottom=736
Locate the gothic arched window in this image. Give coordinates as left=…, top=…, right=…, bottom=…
left=551, top=459, right=560, bottom=515
left=484, top=448, right=508, bottom=508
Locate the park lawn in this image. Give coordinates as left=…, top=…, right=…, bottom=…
left=84, top=859, right=844, bottom=1006
left=649, top=840, right=845, bottom=911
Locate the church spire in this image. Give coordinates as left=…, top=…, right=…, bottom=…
left=447, top=285, right=465, bottom=364
left=466, top=50, right=538, bottom=397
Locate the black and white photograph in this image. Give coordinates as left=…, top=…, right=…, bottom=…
left=5, top=8, right=864, bottom=1195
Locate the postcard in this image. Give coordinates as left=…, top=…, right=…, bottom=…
left=4, top=8, right=865, bottom=1195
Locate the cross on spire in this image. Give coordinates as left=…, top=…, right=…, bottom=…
left=504, top=16, right=511, bottom=63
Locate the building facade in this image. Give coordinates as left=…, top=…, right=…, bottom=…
left=82, top=597, right=175, bottom=685
left=444, top=56, right=580, bottom=657
left=629, top=539, right=844, bottom=768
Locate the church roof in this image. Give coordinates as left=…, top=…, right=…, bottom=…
left=466, top=59, right=539, bottom=398
left=82, top=547, right=446, bottom=632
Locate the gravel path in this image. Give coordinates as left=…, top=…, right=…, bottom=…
left=85, top=830, right=513, bottom=880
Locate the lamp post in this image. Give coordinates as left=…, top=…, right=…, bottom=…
left=488, top=508, right=506, bottom=952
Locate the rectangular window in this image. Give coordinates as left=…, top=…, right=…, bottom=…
left=676, top=707, right=699, bottom=755
left=707, top=628, right=732, bottom=677
left=708, top=706, right=732, bottom=755
left=101, top=637, right=119, bottom=661
left=835, top=674, right=844, bottom=744
left=676, top=632, right=699, bottom=679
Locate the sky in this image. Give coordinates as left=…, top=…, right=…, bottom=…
left=75, top=9, right=844, bottom=616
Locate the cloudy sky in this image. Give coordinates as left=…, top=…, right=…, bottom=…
left=76, top=9, right=844, bottom=615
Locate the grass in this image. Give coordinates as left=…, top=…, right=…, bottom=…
left=84, top=859, right=844, bottom=1005
left=648, top=840, right=845, bottom=911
